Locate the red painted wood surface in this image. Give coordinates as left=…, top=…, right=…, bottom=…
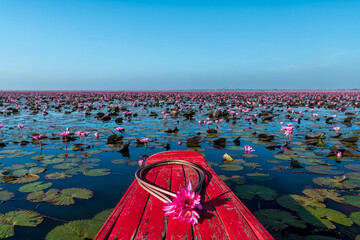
left=95, top=150, right=274, bottom=240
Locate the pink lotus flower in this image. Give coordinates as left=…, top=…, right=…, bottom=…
left=163, top=181, right=202, bottom=226
left=94, top=132, right=99, bottom=139
left=244, top=145, right=255, bottom=154
left=33, top=135, right=44, bottom=141
left=60, top=131, right=70, bottom=137
left=336, top=151, right=342, bottom=158
left=17, top=125, right=24, bottom=129
left=114, top=127, right=125, bottom=133
left=81, top=132, right=90, bottom=137
left=333, top=126, right=340, bottom=132
left=140, top=138, right=149, bottom=143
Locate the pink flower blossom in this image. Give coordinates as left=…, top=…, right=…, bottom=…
left=244, top=145, right=255, bottom=154
left=163, top=181, right=202, bottom=226
left=60, top=131, right=70, bottom=137
left=140, top=138, right=149, bottom=143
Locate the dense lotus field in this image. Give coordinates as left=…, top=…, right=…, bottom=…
left=1, top=91, right=360, bottom=240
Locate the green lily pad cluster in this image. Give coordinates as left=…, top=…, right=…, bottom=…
left=27, top=188, right=93, bottom=206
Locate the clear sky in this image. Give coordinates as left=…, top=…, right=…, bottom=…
left=0, top=0, right=359, bottom=90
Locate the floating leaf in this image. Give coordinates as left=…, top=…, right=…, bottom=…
left=8, top=174, right=39, bottom=184
left=343, top=195, right=360, bottom=208
left=53, top=163, right=79, bottom=170
left=0, top=190, right=14, bottom=202
left=254, top=209, right=306, bottom=231
left=302, top=189, right=344, bottom=203
left=12, top=169, right=28, bottom=177
left=19, top=181, right=52, bottom=193
left=0, top=210, right=43, bottom=238
left=110, top=159, right=129, bottom=164
left=1, top=210, right=43, bottom=227
left=92, top=208, right=114, bottom=222
left=45, top=172, right=72, bottom=180
left=61, top=188, right=93, bottom=199
left=235, top=184, right=278, bottom=200
left=298, top=207, right=353, bottom=229
left=350, top=211, right=360, bottom=226
left=277, top=195, right=325, bottom=211
left=45, top=219, right=103, bottom=240
left=219, top=164, right=244, bottom=172
left=313, top=177, right=360, bottom=189
left=344, top=164, right=360, bottom=172
left=305, top=166, right=343, bottom=175
left=220, top=175, right=245, bottom=186
left=246, top=173, right=274, bottom=182
left=29, top=167, right=46, bottom=174
left=82, top=169, right=111, bottom=177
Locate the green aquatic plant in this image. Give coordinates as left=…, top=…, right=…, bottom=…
left=246, top=173, right=274, bottom=182
left=253, top=209, right=306, bottom=231
left=302, top=189, right=344, bottom=203
left=19, top=181, right=53, bottom=193
left=350, top=211, right=360, bottom=226
left=27, top=188, right=93, bottom=206
left=0, top=190, right=14, bottom=202
left=313, top=177, right=360, bottom=189
left=277, top=194, right=326, bottom=211
left=82, top=168, right=111, bottom=176
left=0, top=210, right=43, bottom=239
left=218, top=164, right=244, bottom=172
left=235, top=184, right=278, bottom=201
left=298, top=207, right=353, bottom=229
left=343, top=195, right=360, bottom=208
left=45, top=208, right=113, bottom=240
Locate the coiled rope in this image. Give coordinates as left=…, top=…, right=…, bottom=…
left=135, top=160, right=206, bottom=203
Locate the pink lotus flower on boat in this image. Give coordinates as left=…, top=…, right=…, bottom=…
left=163, top=181, right=202, bottom=226
left=244, top=145, right=255, bottom=154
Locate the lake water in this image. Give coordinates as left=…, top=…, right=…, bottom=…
left=0, top=91, right=359, bottom=240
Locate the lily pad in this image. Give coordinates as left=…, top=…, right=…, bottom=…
left=19, top=181, right=53, bottom=193
left=253, top=209, right=306, bottom=231
left=8, top=174, right=39, bottom=184
left=45, top=172, right=72, bottom=180
left=0, top=210, right=43, bottom=238
left=344, top=164, right=360, bottom=172
left=350, top=211, right=360, bottom=226
left=313, top=177, right=360, bottom=189
left=45, top=219, right=102, bottom=240
left=235, top=184, right=278, bottom=200
left=305, top=166, right=343, bottom=175
left=302, top=189, right=344, bottom=203
left=277, top=194, right=326, bottom=211
left=298, top=207, right=353, bottom=229
left=220, top=175, right=245, bottom=186
left=29, top=167, right=46, bottom=174
left=246, top=173, right=274, bottom=182
left=0, top=190, right=14, bottom=202
left=343, top=195, right=360, bottom=208
left=110, top=159, right=130, bottom=164
left=219, top=164, right=244, bottom=172
left=82, top=169, right=111, bottom=177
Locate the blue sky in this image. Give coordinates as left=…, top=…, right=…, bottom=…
left=0, top=0, right=359, bottom=90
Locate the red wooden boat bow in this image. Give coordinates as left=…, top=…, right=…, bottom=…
left=95, top=150, right=274, bottom=240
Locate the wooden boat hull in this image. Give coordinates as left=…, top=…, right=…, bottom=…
left=95, top=150, right=273, bottom=240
